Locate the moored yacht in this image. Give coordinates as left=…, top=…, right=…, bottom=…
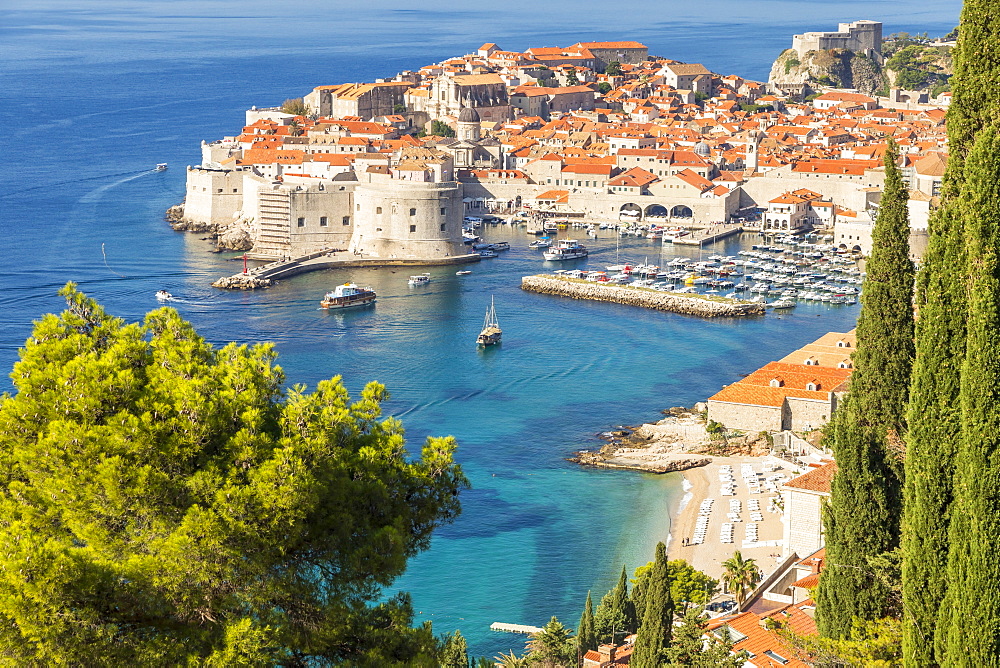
left=543, top=239, right=588, bottom=261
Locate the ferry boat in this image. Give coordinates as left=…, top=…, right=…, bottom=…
left=408, top=273, right=431, bottom=286
left=155, top=290, right=173, bottom=301
left=320, top=283, right=376, bottom=309
left=543, top=239, right=588, bottom=261
left=476, top=296, right=502, bottom=346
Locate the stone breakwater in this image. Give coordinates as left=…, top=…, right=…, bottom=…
left=520, top=275, right=766, bottom=318
left=211, top=275, right=272, bottom=290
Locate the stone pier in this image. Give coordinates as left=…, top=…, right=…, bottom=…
left=520, top=275, right=765, bottom=318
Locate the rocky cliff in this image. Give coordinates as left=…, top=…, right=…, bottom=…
left=165, top=204, right=255, bottom=251
left=769, top=48, right=886, bottom=97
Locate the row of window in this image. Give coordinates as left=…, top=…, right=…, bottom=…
left=296, top=216, right=351, bottom=227
left=354, top=205, right=449, bottom=216
left=294, top=216, right=447, bottom=233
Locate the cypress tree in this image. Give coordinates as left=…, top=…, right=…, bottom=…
left=902, top=1, right=1000, bottom=663
left=936, top=125, right=1000, bottom=664
left=631, top=542, right=673, bottom=668
left=577, top=590, right=597, bottom=656
left=816, top=139, right=914, bottom=638
left=593, top=565, right=636, bottom=643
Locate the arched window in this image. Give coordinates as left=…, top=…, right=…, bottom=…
left=770, top=378, right=783, bottom=388
left=806, top=382, right=818, bottom=391
left=838, top=361, right=851, bottom=369
left=837, top=340, right=850, bottom=348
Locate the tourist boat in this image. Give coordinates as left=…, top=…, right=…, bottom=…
left=543, top=239, right=588, bottom=261
left=476, top=296, right=502, bottom=346
left=479, top=249, right=498, bottom=258
left=490, top=241, right=510, bottom=251
left=542, top=221, right=560, bottom=233
left=408, top=273, right=431, bottom=286
left=155, top=290, right=173, bottom=301
left=155, top=163, right=168, bottom=171
left=320, top=283, right=377, bottom=309
left=456, top=270, right=472, bottom=276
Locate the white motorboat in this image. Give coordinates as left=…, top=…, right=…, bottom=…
left=543, top=239, right=588, bottom=261
left=320, top=283, right=376, bottom=309
left=456, top=270, right=472, bottom=276
left=155, top=163, right=168, bottom=171
left=155, top=290, right=173, bottom=301
left=408, top=273, right=431, bottom=286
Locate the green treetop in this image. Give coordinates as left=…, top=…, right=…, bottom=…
left=0, top=284, right=467, bottom=665
left=721, top=551, right=761, bottom=609
left=937, top=125, right=1000, bottom=665
left=594, top=565, right=635, bottom=643
left=525, top=616, right=575, bottom=667
left=902, top=0, right=1000, bottom=663
left=817, top=139, right=915, bottom=639
left=439, top=629, right=469, bottom=668
left=631, top=542, right=673, bottom=668
left=577, top=590, right=597, bottom=656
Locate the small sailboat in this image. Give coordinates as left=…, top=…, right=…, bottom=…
left=477, top=296, right=502, bottom=346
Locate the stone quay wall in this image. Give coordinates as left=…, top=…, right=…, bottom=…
left=521, top=275, right=766, bottom=318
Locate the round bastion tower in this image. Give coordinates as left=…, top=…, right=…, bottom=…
left=457, top=106, right=481, bottom=142
left=349, top=181, right=471, bottom=262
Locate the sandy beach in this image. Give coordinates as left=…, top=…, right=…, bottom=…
left=667, top=456, right=795, bottom=582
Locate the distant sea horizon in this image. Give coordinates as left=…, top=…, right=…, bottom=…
left=2, top=0, right=961, bottom=658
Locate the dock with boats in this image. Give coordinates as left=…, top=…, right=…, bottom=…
left=672, top=222, right=743, bottom=246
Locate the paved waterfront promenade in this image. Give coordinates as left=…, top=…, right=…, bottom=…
left=212, top=249, right=480, bottom=289
left=672, top=223, right=743, bottom=246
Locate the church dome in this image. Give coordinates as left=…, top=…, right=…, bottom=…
left=458, top=106, right=481, bottom=123
left=693, top=141, right=711, bottom=157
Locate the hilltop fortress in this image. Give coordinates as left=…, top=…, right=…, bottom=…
left=791, top=21, right=883, bottom=63
left=176, top=31, right=945, bottom=263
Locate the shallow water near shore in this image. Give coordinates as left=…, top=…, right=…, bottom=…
left=2, top=1, right=960, bottom=658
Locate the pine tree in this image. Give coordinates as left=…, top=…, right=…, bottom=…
left=593, top=565, right=635, bottom=643
left=902, top=1, right=1000, bottom=663
left=440, top=630, right=469, bottom=668
left=936, top=125, right=1000, bottom=664
left=0, top=284, right=467, bottom=664
left=577, top=591, right=597, bottom=656
left=631, top=542, right=673, bottom=668
left=816, top=139, right=915, bottom=638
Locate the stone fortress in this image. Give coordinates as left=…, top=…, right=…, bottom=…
left=791, top=20, right=883, bottom=62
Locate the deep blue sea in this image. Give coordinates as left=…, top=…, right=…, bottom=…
left=2, top=0, right=959, bottom=659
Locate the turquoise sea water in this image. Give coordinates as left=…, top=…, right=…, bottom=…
left=2, top=1, right=959, bottom=658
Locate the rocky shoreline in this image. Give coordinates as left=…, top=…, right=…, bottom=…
left=165, top=204, right=254, bottom=251
left=521, top=275, right=766, bottom=318
left=571, top=407, right=772, bottom=474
